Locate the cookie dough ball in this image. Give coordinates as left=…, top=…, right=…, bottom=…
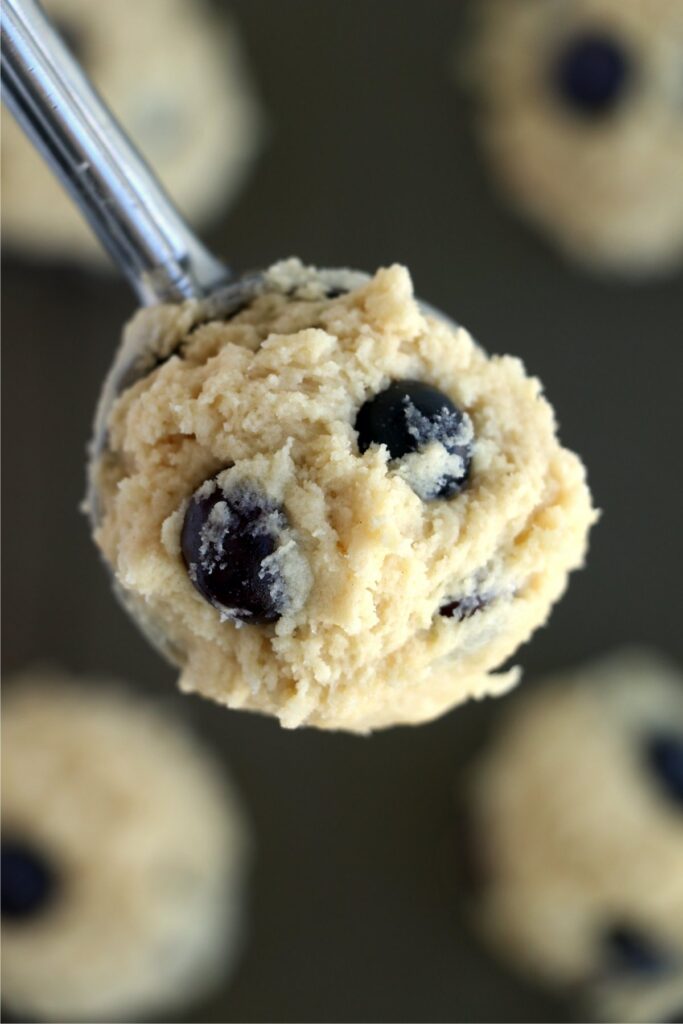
left=462, top=0, right=683, bottom=275
left=90, top=258, right=595, bottom=733
left=464, top=650, right=683, bottom=1022
left=1, top=0, right=261, bottom=264
left=1, top=670, right=250, bottom=1022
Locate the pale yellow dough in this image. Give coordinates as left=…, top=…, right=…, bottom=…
left=463, top=0, right=683, bottom=275
left=1, top=0, right=261, bottom=264
left=468, top=649, right=683, bottom=1023
left=2, top=670, right=249, bottom=1022
left=93, top=259, right=595, bottom=732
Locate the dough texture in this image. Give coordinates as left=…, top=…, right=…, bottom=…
left=1, top=0, right=262, bottom=264
left=466, top=649, right=683, bottom=1022
left=92, top=259, right=596, bottom=732
left=462, top=0, right=683, bottom=275
left=1, top=670, right=250, bottom=1022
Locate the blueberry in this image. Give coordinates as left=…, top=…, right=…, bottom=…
left=355, top=380, right=472, bottom=499
left=440, top=593, right=489, bottom=621
left=603, top=924, right=671, bottom=975
left=2, top=840, right=57, bottom=920
left=552, top=31, right=632, bottom=116
left=181, top=479, right=289, bottom=624
left=324, top=286, right=348, bottom=299
left=645, top=732, right=683, bottom=808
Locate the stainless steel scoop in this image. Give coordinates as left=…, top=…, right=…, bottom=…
left=1, top=0, right=459, bottom=661
left=2, top=0, right=274, bottom=509
left=1, top=0, right=230, bottom=304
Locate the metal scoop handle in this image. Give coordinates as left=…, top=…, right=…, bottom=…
left=1, top=0, right=230, bottom=304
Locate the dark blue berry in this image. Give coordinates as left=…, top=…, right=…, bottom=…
left=181, top=480, right=288, bottom=624
left=604, top=924, right=670, bottom=975
left=440, top=593, right=489, bottom=621
left=645, top=732, right=683, bottom=808
left=553, top=31, right=631, bottom=116
left=355, top=380, right=472, bottom=499
left=2, top=840, right=57, bottom=920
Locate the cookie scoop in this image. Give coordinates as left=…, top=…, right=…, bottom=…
left=2, top=0, right=597, bottom=731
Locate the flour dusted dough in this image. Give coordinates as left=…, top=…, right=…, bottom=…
left=1, top=0, right=261, bottom=263
left=91, top=259, right=595, bottom=733
left=1, top=670, right=249, bottom=1022
left=463, top=0, right=683, bottom=275
left=467, top=650, right=683, bottom=1022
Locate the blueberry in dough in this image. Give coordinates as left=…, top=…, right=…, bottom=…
left=464, top=649, right=683, bottom=1023
left=355, top=379, right=473, bottom=499
left=604, top=924, right=671, bottom=975
left=2, top=672, right=250, bottom=1022
left=553, top=31, right=631, bottom=116
left=463, top=3, right=683, bottom=276
left=646, top=732, right=683, bottom=807
left=181, top=480, right=289, bottom=624
left=440, top=593, right=489, bottom=621
left=1, top=840, right=57, bottom=920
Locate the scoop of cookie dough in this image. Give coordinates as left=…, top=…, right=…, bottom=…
left=1, top=0, right=262, bottom=264
left=1, top=669, right=250, bottom=1022
left=463, top=650, right=683, bottom=1023
left=462, top=0, right=683, bottom=275
left=90, top=258, right=596, bottom=733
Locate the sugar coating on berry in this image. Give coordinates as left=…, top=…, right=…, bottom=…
left=440, top=593, right=491, bottom=621
left=355, top=380, right=473, bottom=500
left=181, top=474, right=310, bottom=625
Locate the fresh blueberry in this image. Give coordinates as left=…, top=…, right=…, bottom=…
left=440, top=593, right=489, bottom=621
left=355, top=380, right=472, bottom=499
left=2, top=840, right=57, bottom=920
left=603, top=924, right=671, bottom=975
left=181, top=479, right=288, bottom=624
left=552, top=31, right=631, bottom=116
left=645, top=732, right=683, bottom=808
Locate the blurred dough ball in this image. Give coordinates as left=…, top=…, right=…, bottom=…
left=464, top=649, right=683, bottom=1022
left=462, top=0, right=683, bottom=276
left=1, top=669, right=250, bottom=1022
left=1, top=0, right=262, bottom=265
